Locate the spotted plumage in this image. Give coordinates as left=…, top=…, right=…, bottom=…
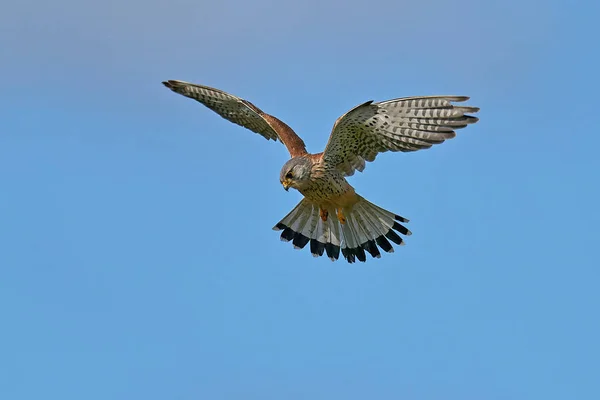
left=163, top=80, right=480, bottom=263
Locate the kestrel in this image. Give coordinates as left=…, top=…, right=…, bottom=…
left=163, top=80, right=479, bottom=263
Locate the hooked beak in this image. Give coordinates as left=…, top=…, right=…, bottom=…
left=282, top=181, right=290, bottom=191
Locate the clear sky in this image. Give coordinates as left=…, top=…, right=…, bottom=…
left=1, top=0, right=599, bottom=399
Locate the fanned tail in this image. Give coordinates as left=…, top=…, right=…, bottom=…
left=273, top=196, right=410, bottom=263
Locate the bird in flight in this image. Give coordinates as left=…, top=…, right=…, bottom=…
left=162, top=80, right=479, bottom=263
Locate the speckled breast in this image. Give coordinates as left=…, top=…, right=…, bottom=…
left=299, top=163, right=355, bottom=206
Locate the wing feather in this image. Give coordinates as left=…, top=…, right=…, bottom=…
left=162, top=80, right=307, bottom=157
left=322, top=95, right=479, bottom=175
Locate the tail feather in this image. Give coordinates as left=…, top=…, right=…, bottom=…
left=363, top=240, right=381, bottom=259
left=354, top=211, right=381, bottom=260
left=292, top=202, right=315, bottom=249
left=352, top=204, right=383, bottom=258
left=288, top=202, right=311, bottom=233
left=273, top=196, right=410, bottom=263
left=300, top=203, right=319, bottom=242
left=325, top=242, right=340, bottom=260
left=354, top=203, right=385, bottom=239
left=328, top=215, right=342, bottom=247
left=355, top=202, right=397, bottom=253
left=344, top=213, right=371, bottom=262
left=310, top=238, right=325, bottom=257
left=340, top=220, right=359, bottom=262
left=321, top=213, right=341, bottom=260
left=310, top=213, right=326, bottom=257
left=376, top=236, right=394, bottom=253
left=340, top=218, right=357, bottom=249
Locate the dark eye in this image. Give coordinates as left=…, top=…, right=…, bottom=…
left=285, top=172, right=293, bottom=179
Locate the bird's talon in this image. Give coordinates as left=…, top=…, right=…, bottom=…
left=320, top=208, right=328, bottom=222
left=337, top=208, right=346, bottom=224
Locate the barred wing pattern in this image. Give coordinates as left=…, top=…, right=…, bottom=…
left=322, top=96, right=480, bottom=175
left=162, top=80, right=307, bottom=157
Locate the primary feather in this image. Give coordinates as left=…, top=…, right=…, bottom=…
left=323, top=96, right=480, bottom=176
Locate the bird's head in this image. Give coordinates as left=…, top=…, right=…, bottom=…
left=279, top=157, right=312, bottom=191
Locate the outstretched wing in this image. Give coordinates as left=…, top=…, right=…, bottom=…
left=162, top=80, right=307, bottom=157
left=322, top=96, right=480, bottom=175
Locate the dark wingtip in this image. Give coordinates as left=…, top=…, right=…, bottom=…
left=162, top=80, right=185, bottom=91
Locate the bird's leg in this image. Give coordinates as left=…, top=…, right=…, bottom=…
left=320, top=207, right=329, bottom=222
left=336, top=208, right=346, bottom=224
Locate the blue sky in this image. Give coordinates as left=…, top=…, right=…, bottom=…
left=1, top=0, right=599, bottom=399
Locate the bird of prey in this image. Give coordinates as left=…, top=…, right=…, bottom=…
left=162, top=80, right=479, bottom=263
